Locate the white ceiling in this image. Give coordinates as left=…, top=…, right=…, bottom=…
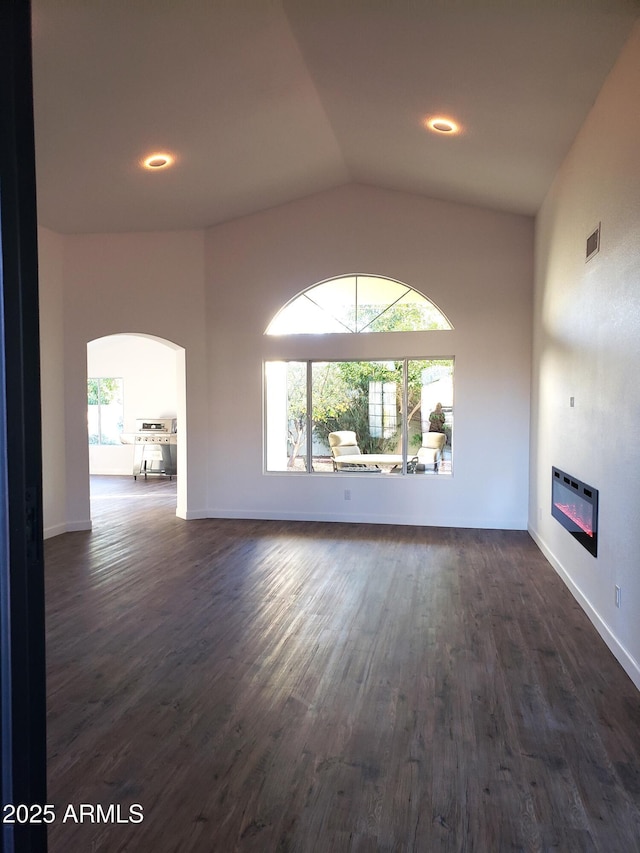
left=31, top=0, right=639, bottom=235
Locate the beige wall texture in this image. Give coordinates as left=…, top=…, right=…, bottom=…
left=206, top=184, right=533, bottom=529
left=38, top=229, right=209, bottom=530
left=38, top=226, right=67, bottom=538
left=530, top=23, right=640, bottom=689
left=39, top=185, right=533, bottom=534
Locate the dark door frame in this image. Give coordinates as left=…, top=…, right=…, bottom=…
left=0, top=1, right=48, bottom=851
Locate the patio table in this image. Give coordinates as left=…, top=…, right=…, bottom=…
left=333, top=454, right=405, bottom=471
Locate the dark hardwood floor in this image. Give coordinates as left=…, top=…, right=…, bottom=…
left=44, top=476, right=640, bottom=852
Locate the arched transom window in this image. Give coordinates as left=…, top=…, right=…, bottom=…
left=265, top=274, right=452, bottom=335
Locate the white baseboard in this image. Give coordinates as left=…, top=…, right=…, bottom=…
left=206, top=508, right=409, bottom=524
left=529, top=525, right=640, bottom=692
left=66, top=520, right=92, bottom=532
left=43, top=523, right=68, bottom=540
left=205, top=507, right=525, bottom=528
left=44, top=519, right=93, bottom=539
left=178, top=508, right=209, bottom=520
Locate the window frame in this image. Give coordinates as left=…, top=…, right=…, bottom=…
left=265, top=274, right=453, bottom=336
left=264, top=357, right=454, bottom=476
left=87, top=376, right=124, bottom=446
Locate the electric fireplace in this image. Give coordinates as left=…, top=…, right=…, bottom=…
left=551, top=467, right=598, bottom=557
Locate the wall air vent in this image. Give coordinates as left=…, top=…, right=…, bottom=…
left=586, top=223, right=600, bottom=262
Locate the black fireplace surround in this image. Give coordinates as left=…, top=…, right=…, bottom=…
left=551, top=467, right=598, bottom=557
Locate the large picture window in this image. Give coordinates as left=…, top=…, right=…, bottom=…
left=265, top=359, right=453, bottom=475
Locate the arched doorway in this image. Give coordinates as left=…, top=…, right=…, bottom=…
left=86, top=333, right=187, bottom=515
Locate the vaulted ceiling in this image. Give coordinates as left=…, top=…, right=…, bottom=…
left=31, top=0, right=639, bottom=234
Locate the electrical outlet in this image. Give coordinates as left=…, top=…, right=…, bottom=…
left=570, top=396, right=575, bottom=407
left=615, top=585, right=621, bottom=608
left=344, top=489, right=351, bottom=501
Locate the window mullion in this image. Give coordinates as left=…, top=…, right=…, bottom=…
left=306, top=361, right=313, bottom=472
left=97, top=379, right=102, bottom=446
left=402, top=359, right=409, bottom=474
left=355, top=276, right=358, bottom=333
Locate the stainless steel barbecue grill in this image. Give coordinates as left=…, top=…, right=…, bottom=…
left=132, top=418, right=177, bottom=479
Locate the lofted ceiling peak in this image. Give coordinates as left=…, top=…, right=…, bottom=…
left=31, top=0, right=639, bottom=234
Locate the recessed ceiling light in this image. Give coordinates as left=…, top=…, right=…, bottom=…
left=425, top=117, right=460, bottom=135
left=142, top=152, right=174, bottom=170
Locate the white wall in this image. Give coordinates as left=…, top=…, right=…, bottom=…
left=61, top=230, right=209, bottom=524
left=38, top=226, right=67, bottom=538
left=206, top=183, right=533, bottom=528
left=40, top=189, right=532, bottom=534
left=530, top=24, right=640, bottom=689
left=87, top=334, right=178, bottom=475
